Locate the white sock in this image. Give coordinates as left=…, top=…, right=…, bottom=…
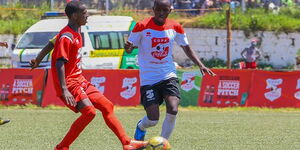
left=138, top=116, right=158, bottom=131
left=161, top=113, right=177, bottom=139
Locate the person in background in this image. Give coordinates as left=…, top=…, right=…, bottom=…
left=241, top=39, right=261, bottom=69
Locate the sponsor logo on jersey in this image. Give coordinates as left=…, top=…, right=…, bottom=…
left=151, top=37, right=170, bottom=60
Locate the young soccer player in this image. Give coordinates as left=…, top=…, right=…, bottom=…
left=125, top=0, right=215, bottom=141
left=43, top=2, right=147, bottom=150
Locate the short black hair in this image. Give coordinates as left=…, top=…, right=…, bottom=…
left=65, top=1, right=85, bottom=18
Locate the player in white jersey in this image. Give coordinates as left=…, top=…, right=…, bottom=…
left=125, top=0, right=215, bottom=141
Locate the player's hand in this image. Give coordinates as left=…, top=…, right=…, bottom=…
left=29, top=59, right=40, bottom=70
left=62, top=89, right=76, bottom=107
left=124, top=41, right=134, bottom=51
left=200, top=66, right=216, bottom=76
left=0, top=42, right=8, bottom=48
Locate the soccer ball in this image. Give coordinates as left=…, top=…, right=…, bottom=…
left=145, top=136, right=171, bottom=150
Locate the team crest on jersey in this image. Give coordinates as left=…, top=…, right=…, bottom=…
left=90, top=77, right=106, bottom=94
left=151, top=37, right=170, bottom=60
left=146, top=32, right=151, bottom=37
left=120, top=77, right=137, bottom=99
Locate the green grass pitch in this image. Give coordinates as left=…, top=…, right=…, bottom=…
left=0, top=106, right=299, bottom=150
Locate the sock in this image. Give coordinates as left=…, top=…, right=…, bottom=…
left=57, top=106, right=96, bottom=148
left=161, top=113, right=176, bottom=139
left=93, top=100, right=131, bottom=145
left=138, top=116, right=158, bottom=131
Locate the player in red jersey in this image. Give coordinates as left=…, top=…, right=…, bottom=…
left=49, top=1, right=147, bottom=150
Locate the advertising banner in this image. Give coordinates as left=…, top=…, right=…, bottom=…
left=246, top=70, right=300, bottom=108
left=177, top=69, right=202, bottom=106
left=0, top=69, right=45, bottom=105
left=198, top=69, right=253, bottom=107
left=41, top=69, right=65, bottom=107
left=42, top=69, right=140, bottom=107
left=83, top=69, right=140, bottom=106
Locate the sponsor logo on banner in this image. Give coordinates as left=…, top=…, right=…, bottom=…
left=264, top=78, right=283, bottom=101
left=91, top=77, right=106, bottom=93
left=120, top=77, right=137, bottom=99
left=151, top=37, right=170, bottom=60
left=181, top=72, right=196, bottom=92
left=295, top=79, right=300, bottom=100
left=217, top=76, right=240, bottom=99
left=12, top=75, right=33, bottom=96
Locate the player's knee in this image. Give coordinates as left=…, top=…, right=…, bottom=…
left=102, top=101, right=114, bottom=114
left=82, top=106, right=96, bottom=119
left=147, top=114, right=159, bottom=121
left=167, top=108, right=178, bottom=115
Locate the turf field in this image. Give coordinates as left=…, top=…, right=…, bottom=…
left=0, top=106, right=299, bottom=150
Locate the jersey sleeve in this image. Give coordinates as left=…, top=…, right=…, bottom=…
left=55, top=35, right=73, bottom=62
left=128, top=22, right=143, bottom=46
left=174, top=24, right=189, bottom=46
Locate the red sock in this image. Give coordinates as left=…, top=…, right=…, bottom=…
left=93, top=98, right=131, bottom=145
left=57, top=106, right=96, bottom=148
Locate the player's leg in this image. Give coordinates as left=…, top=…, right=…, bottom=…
left=85, top=83, right=147, bottom=149
left=134, top=85, right=161, bottom=140
left=161, top=78, right=180, bottom=139
left=55, top=99, right=96, bottom=150
left=55, top=84, right=97, bottom=150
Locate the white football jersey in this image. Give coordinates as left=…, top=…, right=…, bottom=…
left=129, top=17, right=189, bottom=86
left=128, top=17, right=188, bottom=86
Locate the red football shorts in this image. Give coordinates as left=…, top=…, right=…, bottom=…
left=59, top=80, right=105, bottom=113
left=245, top=62, right=257, bottom=69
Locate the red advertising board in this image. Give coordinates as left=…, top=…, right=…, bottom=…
left=83, top=69, right=140, bottom=106
left=41, top=69, right=65, bottom=107
left=42, top=69, right=140, bottom=107
left=246, top=70, right=300, bottom=108
left=198, top=69, right=253, bottom=107
left=0, top=69, right=46, bottom=105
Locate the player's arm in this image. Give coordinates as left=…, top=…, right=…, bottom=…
left=181, top=45, right=216, bottom=76
left=125, top=22, right=142, bottom=54
left=0, top=42, right=8, bottom=48
left=124, top=41, right=134, bottom=54
left=241, top=49, right=246, bottom=59
left=30, top=41, right=54, bottom=69
left=56, top=59, right=76, bottom=107
left=256, top=50, right=261, bottom=59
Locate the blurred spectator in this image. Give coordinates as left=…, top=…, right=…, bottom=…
left=200, top=0, right=215, bottom=15
left=241, top=39, right=261, bottom=69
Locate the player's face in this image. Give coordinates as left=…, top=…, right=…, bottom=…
left=152, top=3, right=171, bottom=25
left=75, top=5, right=88, bottom=26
